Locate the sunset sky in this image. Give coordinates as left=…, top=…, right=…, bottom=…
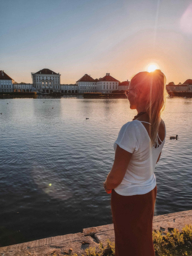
left=1, top=0, right=192, bottom=84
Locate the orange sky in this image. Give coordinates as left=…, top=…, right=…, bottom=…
left=1, top=0, right=192, bottom=85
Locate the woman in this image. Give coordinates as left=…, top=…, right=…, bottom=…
left=104, top=70, right=166, bottom=256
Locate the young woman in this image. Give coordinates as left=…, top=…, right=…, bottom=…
left=104, top=70, right=166, bottom=256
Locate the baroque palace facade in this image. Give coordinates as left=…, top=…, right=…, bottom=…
left=0, top=70, right=14, bottom=92
left=0, top=68, right=129, bottom=93
left=77, top=73, right=129, bottom=93
left=32, top=69, right=61, bottom=93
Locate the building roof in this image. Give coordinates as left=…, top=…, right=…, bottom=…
left=167, top=80, right=192, bottom=86
left=77, top=74, right=95, bottom=82
left=34, top=69, right=58, bottom=75
left=183, top=79, right=192, bottom=85
left=119, top=81, right=129, bottom=86
left=0, top=70, right=13, bottom=80
left=167, top=82, right=175, bottom=86
left=99, top=73, right=119, bottom=82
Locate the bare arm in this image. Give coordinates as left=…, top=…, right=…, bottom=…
left=104, top=145, right=133, bottom=191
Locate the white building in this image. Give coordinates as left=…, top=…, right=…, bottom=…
left=118, top=81, right=129, bottom=91
left=166, top=79, right=192, bottom=96
left=0, top=70, right=14, bottom=92
left=96, top=73, right=119, bottom=93
left=13, top=83, right=36, bottom=92
left=166, top=81, right=191, bottom=92
left=183, top=79, right=192, bottom=92
left=31, top=68, right=60, bottom=93
left=77, top=73, right=119, bottom=93
left=77, top=74, right=97, bottom=93
left=60, top=84, right=78, bottom=93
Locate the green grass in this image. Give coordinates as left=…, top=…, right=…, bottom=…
left=71, top=224, right=192, bottom=256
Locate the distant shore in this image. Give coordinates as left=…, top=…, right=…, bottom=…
left=0, top=92, right=37, bottom=99
left=0, top=92, right=127, bottom=99
left=83, top=92, right=127, bottom=99
left=167, top=91, right=192, bottom=97
left=1, top=91, right=192, bottom=99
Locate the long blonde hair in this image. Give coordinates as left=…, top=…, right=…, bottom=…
left=130, top=70, right=166, bottom=145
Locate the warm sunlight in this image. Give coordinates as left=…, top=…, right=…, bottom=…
left=147, top=64, right=158, bottom=72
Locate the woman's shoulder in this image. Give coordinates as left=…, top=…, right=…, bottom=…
left=119, top=121, right=140, bottom=136
left=121, top=120, right=138, bottom=129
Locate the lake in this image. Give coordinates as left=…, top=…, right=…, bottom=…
left=0, top=96, right=192, bottom=246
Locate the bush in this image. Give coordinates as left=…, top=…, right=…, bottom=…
left=72, top=224, right=192, bottom=256
left=153, top=224, right=192, bottom=256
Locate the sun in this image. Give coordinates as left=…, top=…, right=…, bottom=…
left=147, top=64, right=158, bottom=72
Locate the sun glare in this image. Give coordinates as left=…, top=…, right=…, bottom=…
left=147, top=64, right=158, bottom=72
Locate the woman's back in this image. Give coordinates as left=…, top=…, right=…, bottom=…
left=136, top=113, right=166, bottom=145
left=113, top=116, right=166, bottom=196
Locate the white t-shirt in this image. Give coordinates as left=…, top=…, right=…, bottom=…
left=114, top=120, right=166, bottom=196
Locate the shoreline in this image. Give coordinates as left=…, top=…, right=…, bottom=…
left=0, top=210, right=192, bottom=255
left=0, top=92, right=127, bottom=99
left=167, top=91, right=192, bottom=97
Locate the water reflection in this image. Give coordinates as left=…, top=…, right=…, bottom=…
left=32, top=99, right=62, bottom=119
left=0, top=99, right=35, bottom=123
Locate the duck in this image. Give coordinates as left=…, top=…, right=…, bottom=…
left=170, top=135, right=178, bottom=140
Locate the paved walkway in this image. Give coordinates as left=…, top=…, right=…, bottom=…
left=0, top=210, right=192, bottom=255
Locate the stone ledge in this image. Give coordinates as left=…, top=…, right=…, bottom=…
left=0, top=210, right=191, bottom=256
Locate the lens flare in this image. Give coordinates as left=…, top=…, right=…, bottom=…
left=32, top=164, right=73, bottom=201
left=180, top=3, right=192, bottom=34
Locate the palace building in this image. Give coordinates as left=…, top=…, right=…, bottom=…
left=13, top=83, right=36, bottom=92
left=118, top=80, right=129, bottom=91
left=0, top=70, right=14, bottom=92
left=31, top=68, right=61, bottom=93
left=77, top=74, right=97, bottom=93
left=0, top=68, right=128, bottom=94
left=97, top=73, right=119, bottom=93
left=77, top=73, right=120, bottom=93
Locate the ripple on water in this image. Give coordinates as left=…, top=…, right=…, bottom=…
left=0, top=97, right=192, bottom=246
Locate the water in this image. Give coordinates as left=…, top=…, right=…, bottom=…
left=0, top=97, right=192, bottom=246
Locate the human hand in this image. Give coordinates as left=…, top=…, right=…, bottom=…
left=103, top=181, right=112, bottom=194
